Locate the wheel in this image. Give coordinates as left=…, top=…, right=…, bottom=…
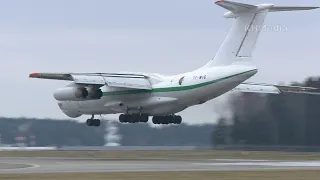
left=125, top=114, right=131, bottom=123
left=153, top=116, right=175, bottom=124
left=93, top=119, right=101, bottom=126
left=152, top=116, right=159, bottom=124
left=119, top=114, right=131, bottom=123
left=175, top=115, right=182, bottom=124
left=119, top=114, right=125, bottom=123
left=163, top=116, right=169, bottom=124
left=86, top=119, right=101, bottom=127
left=131, top=114, right=139, bottom=123
left=157, top=116, right=162, bottom=124
left=169, top=116, right=176, bottom=124
left=86, top=119, right=93, bottom=126
left=141, top=114, right=148, bottom=123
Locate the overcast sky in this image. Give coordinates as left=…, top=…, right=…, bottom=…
left=0, top=0, right=319, bottom=125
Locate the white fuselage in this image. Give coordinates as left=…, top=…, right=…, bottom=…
left=57, top=64, right=257, bottom=118
left=29, top=0, right=319, bottom=122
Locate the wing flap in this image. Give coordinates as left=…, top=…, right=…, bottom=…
left=104, top=76, right=152, bottom=90
left=274, top=85, right=320, bottom=95
left=233, top=83, right=281, bottom=94
left=72, top=75, right=106, bottom=85
left=233, top=82, right=320, bottom=95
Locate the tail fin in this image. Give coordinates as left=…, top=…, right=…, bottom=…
left=202, top=0, right=319, bottom=67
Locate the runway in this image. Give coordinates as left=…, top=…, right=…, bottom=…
left=1, top=158, right=320, bottom=174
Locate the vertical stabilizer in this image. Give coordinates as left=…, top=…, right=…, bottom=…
left=200, top=0, right=319, bottom=68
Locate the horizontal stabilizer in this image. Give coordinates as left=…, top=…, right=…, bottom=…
left=233, top=82, right=320, bottom=95
left=216, top=0, right=319, bottom=15
left=270, top=6, right=319, bottom=12
left=215, top=0, right=256, bottom=13
left=202, top=0, right=319, bottom=67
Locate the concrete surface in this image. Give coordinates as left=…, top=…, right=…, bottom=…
left=1, top=157, right=320, bottom=174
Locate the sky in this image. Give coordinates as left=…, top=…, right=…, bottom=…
left=0, top=0, right=319, bottom=125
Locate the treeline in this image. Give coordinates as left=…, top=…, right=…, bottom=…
left=0, top=117, right=215, bottom=147
left=213, top=77, right=320, bottom=146
left=2, top=77, right=320, bottom=147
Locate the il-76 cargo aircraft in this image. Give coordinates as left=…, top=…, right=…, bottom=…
left=29, top=0, right=319, bottom=127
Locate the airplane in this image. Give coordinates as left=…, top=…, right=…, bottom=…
left=29, top=0, right=320, bottom=127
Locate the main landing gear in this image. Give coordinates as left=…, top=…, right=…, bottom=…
left=86, top=115, right=101, bottom=127
left=152, top=115, right=182, bottom=125
left=118, top=114, right=182, bottom=125
left=119, top=114, right=149, bottom=123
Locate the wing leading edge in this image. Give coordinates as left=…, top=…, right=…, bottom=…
left=29, top=72, right=152, bottom=90
left=30, top=73, right=320, bottom=95
left=233, top=82, right=320, bottom=95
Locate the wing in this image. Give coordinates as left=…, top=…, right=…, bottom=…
left=29, top=72, right=152, bottom=90
left=232, top=82, right=320, bottom=95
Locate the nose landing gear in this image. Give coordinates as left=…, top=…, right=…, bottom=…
left=86, top=115, right=101, bottom=127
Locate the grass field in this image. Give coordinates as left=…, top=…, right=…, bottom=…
left=0, top=170, right=319, bottom=180
left=1, top=150, right=320, bottom=160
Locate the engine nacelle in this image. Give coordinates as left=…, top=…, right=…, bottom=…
left=86, top=87, right=103, bottom=99
left=53, top=86, right=88, bottom=101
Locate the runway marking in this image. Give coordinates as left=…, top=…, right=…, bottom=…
left=0, top=163, right=40, bottom=171
left=211, top=159, right=272, bottom=162
left=194, top=161, right=320, bottom=167
left=25, top=163, right=40, bottom=169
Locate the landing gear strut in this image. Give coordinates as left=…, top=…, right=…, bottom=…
left=86, top=114, right=101, bottom=127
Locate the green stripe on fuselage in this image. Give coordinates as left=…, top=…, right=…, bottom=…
left=103, top=69, right=257, bottom=96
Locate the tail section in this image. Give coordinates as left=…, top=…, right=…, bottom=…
left=201, top=0, right=319, bottom=68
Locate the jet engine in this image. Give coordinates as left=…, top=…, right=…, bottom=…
left=86, top=86, right=103, bottom=99
left=53, top=86, right=88, bottom=101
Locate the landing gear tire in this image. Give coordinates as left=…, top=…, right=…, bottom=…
left=141, top=114, right=148, bottom=123
left=93, top=119, right=101, bottom=126
left=86, top=119, right=93, bottom=126
left=118, top=114, right=149, bottom=123
left=152, top=115, right=182, bottom=125
left=119, top=114, right=126, bottom=123
left=86, top=115, right=101, bottom=127
left=173, top=115, right=182, bottom=124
